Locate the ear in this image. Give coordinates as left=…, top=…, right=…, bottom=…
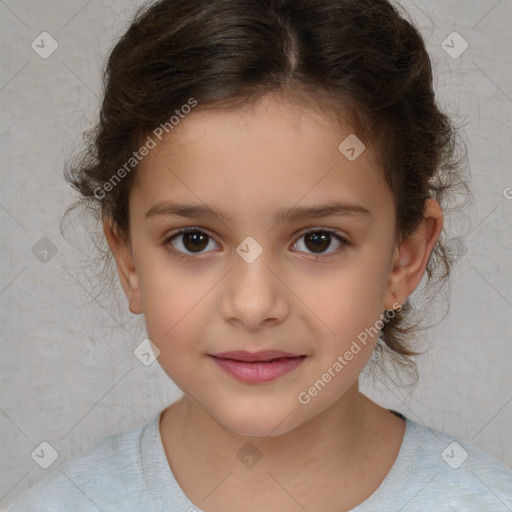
left=103, top=218, right=143, bottom=314
left=384, top=198, right=444, bottom=310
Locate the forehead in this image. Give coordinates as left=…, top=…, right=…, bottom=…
left=132, top=93, right=393, bottom=223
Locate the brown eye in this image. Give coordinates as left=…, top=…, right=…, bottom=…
left=181, top=232, right=209, bottom=252
left=293, top=229, right=346, bottom=255
left=166, top=229, right=218, bottom=255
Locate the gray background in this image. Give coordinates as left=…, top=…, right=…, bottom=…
left=1, top=0, right=511, bottom=508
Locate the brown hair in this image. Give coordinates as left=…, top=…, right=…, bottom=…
left=63, top=0, right=470, bottom=382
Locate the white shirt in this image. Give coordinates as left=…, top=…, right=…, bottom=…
left=6, top=409, right=512, bottom=511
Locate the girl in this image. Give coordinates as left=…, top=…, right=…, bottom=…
left=7, top=0, right=512, bottom=510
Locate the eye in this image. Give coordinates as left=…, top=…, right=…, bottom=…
left=164, top=228, right=219, bottom=256
left=291, top=228, right=348, bottom=255
left=164, top=227, right=348, bottom=258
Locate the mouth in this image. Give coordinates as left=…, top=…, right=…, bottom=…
left=208, top=350, right=307, bottom=383
left=210, top=350, right=304, bottom=362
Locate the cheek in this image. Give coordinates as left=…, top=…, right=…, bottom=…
left=135, top=257, right=187, bottom=336
left=291, top=258, right=390, bottom=345
left=136, top=261, right=215, bottom=368
left=142, top=293, right=209, bottom=385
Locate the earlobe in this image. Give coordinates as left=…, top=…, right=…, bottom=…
left=384, top=198, right=443, bottom=310
left=102, top=218, right=143, bottom=315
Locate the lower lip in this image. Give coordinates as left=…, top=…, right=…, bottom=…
left=209, top=355, right=306, bottom=383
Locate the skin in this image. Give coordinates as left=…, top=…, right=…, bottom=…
left=104, top=91, right=443, bottom=512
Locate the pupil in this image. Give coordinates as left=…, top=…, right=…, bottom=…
left=184, top=232, right=207, bottom=252
left=306, top=232, right=330, bottom=253
left=180, top=232, right=332, bottom=254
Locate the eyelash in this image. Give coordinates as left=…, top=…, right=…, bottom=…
left=163, top=227, right=349, bottom=260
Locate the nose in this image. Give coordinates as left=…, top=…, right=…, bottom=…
left=220, top=250, right=290, bottom=332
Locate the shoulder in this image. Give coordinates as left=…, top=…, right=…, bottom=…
left=396, top=418, right=512, bottom=511
left=5, top=416, right=158, bottom=512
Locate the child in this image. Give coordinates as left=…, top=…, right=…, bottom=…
left=7, top=0, right=512, bottom=510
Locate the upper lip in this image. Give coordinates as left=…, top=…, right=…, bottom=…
left=209, top=350, right=304, bottom=362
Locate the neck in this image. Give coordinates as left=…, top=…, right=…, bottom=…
left=158, top=383, right=398, bottom=509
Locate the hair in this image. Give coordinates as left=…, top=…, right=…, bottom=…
left=63, top=0, right=470, bottom=383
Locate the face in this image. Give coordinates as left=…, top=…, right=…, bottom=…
left=110, top=93, right=415, bottom=437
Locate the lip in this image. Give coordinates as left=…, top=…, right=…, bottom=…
left=209, top=351, right=306, bottom=383
left=211, top=350, right=302, bottom=362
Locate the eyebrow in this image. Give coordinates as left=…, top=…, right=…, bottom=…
left=145, top=201, right=372, bottom=224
